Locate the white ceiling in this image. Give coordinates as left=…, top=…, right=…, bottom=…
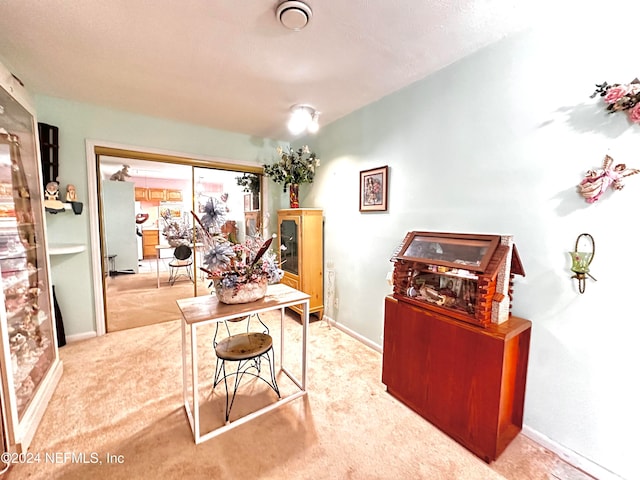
left=0, top=1, right=535, bottom=141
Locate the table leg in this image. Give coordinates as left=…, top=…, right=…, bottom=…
left=280, top=307, right=285, bottom=370
left=302, top=300, right=308, bottom=389
left=280, top=300, right=308, bottom=391
left=192, top=323, right=200, bottom=442
left=182, top=318, right=195, bottom=438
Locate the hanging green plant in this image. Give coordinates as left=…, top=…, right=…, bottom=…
left=235, top=173, right=260, bottom=195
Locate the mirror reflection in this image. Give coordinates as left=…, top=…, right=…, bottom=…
left=98, top=157, right=261, bottom=333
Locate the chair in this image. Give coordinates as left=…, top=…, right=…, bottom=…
left=212, top=314, right=280, bottom=423
left=168, top=244, right=193, bottom=285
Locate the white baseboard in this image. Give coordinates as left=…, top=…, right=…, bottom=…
left=64, top=331, right=97, bottom=343
left=521, top=425, right=625, bottom=480
left=322, top=315, right=382, bottom=353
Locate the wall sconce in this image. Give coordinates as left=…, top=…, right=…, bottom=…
left=568, top=233, right=596, bottom=294
left=287, top=104, right=320, bottom=135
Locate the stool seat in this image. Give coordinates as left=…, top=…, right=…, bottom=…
left=215, top=332, right=273, bottom=361
left=212, top=315, right=280, bottom=423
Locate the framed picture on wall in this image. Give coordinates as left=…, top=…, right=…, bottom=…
left=359, top=166, right=388, bottom=212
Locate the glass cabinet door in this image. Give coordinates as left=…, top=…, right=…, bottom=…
left=0, top=88, right=56, bottom=420
left=279, top=218, right=299, bottom=275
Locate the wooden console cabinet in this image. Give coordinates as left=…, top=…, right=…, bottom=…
left=277, top=208, right=323, bottom=318
left=382, top=296, right=531, bottom=462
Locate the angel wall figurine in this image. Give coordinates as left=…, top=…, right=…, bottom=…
left=577, top=155, right=639, bottom=203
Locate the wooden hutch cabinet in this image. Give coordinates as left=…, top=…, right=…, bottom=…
left=383, top=231, right=531, bottom=462
left=277, top=209, right=323, bottom=318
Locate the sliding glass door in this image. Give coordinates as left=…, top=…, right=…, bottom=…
left=97, top=154, right=262, bottom=333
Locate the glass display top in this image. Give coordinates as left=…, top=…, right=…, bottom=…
left=395, top=232, right=500, bottom=273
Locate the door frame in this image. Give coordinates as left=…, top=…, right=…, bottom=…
left=85, top=139, right=265, bottom=336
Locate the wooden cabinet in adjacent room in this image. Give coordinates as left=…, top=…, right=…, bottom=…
left=134, top=187, right=148, bottom=201
left=277, top=208, right=323, bottom=318
left=135, top=188, right=183, bottom=203
left=148, top=188, right=166, bottom=202
left=382, top=296, right=531, bottom=462
left=142, top=229, right=159, bottom=259
left=165, top=189, right=182, bottom=201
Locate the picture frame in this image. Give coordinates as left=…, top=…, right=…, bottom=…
left=359, top=166, right=388, bottom=212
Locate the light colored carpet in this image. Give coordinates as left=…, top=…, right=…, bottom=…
left=105, top=269, right=210, bottom=332
left=6, top=311, right=591, bottom=479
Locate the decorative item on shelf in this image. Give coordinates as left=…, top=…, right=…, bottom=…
left=577, top=154, right=639, bottom=203
left=64, top=184, right=83, bottom=215
left=110, top=164, right=131, bottom=181
left=191, top=211, right=284, bottom=304
left=263, top=145, right=320, bottom=208
left=569, top=233, right=596, bottom=294
left=65, top=184, right=76, bottom=202
left=43, top=181, right=66, bottom=213
left=591, top=79, right=640, bottom=124
left=43, top=181, right=83, bottom=214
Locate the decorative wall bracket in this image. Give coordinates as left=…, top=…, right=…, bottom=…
left=568, top=233, right=596, bottom=294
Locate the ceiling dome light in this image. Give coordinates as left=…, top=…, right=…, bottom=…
left=307, top=112, right=320, bottom=134
left=287, top=106, right=312, bottom=135
left=287, top=105, right=320, bottom=135
left=277, top=1, right=313, bottom=31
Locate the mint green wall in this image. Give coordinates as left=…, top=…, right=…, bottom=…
left=34, top=96, right=283, bottom=337
left=303, top=15, right=639, bottom=480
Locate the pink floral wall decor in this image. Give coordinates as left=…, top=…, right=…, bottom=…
left=591, top=79, right=640, bottom=124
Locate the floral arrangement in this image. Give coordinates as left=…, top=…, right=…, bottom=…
left=263, top=145, right=320, bottom=192
left=191, top=212, right=283, bottom=293
left=591, top=79, right=640, bottom=123
left=161, top=211, right=192, bottom=246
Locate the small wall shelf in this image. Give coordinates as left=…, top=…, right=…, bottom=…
left=45, top=202, right=83, bottom=215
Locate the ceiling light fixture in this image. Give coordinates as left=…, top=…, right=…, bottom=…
left=276, top=1, right=313, bottom=31
left=287, top=104, right=320, bottom=135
